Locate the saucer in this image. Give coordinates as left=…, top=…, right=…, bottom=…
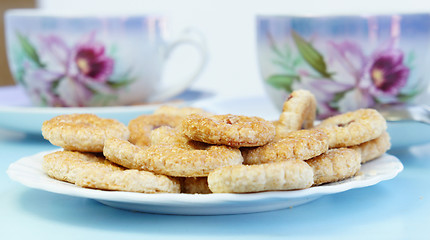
left=386, top=120, right=430, bottom=148
left=0, top=85, right=213, bottom=135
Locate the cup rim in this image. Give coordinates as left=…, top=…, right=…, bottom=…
left=5, top=8, right=165, bottom=18
left=256, top=12, right=430, bottom=19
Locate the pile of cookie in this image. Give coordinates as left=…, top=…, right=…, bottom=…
left=41, top=89, right=391, bottom=194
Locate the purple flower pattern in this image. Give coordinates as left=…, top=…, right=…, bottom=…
left=13, top=32, right=132, bottom=107
left=74, top=42, right=114, bottom=83
left=368, top=49, right=409, bottom=96
left=267, top=32, right=415, bottom=118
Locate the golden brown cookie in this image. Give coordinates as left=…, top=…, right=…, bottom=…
left=103, top=138, right=244, bottom=177
left=350, top=131, right=391, bottom=163
left=180, top=113, right=275, bottom=147
left=42, top=114, right=129, bottom=152
left=274, top=89, right=317, bottom=140
left=43, top=150, right=180, bottom=193
left=306, top=148, right=361, bottom=186
left=129, top=106, right=208, bottom=148
left=154, top=105, right=207, bottom=117
left=150, top=126, right=208, bottom=150
left=43, top=150, right=122, bottom=183
left=242, top=129, right=329, bottom=165
left=103, top=138, right=143, bottom=169
left=76, top=168, right=181, bottom=193
left=128, top=114, right=182, bottom=147
left=180, top=177, right=212, bottom=194
left=314, top=108, right=387, bottom=148
left=207, top=159, right=314, bottom=193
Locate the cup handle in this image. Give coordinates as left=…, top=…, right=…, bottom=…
left=147, top=28, right=208, bottom=102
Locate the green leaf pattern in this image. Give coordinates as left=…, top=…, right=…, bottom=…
left=16, top=32, right=45, bottom=68
left=291, top=30, right=332, bottom=79
left=266, top=75, right=299, bottom=93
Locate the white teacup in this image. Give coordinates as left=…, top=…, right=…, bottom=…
left=4, top=9, right=207, bottom=107
left=257, top=13, right=430, bottom=119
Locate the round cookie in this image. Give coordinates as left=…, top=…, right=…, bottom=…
left=103, top=138, right=244, bottom=177
left=43, top=150, right=122, bottom=183
left=180, top=113, right=275, bottom=147
left=128, top=114, right=182, bottom=147
left=207, top=159, right=314, bottom=193
left=306, top=148, right=361, bottom=186
left=43, top=150, right=180, bottom=193
left=129, top=106, right=208, bottom=148
left=242, top=129, right=329, bottom=165
left=350, top=131, right=391, bottom=163
left=314, top=108, right=387, bottom=148
left=42, top=113, right=129, bottom=152
left=274, top=89, right=317, bottom=140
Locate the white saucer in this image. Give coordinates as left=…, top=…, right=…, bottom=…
left=7, top=150, right=403, bottom=215
left=0, top=86, right=213, bottom=134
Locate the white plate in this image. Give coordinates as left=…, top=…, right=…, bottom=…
left=0, top=86, right=213, bottom=134
left=7, top=150, right=403, bottom=215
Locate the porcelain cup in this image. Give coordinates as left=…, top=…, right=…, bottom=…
left=5, top=9, right=207, bottom=107
left=257, top=13, right=430, bottom=119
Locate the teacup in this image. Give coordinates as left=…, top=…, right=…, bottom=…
left=4, top=9, right=207, bottom=107
left=256, top=13, right=430, bottom=119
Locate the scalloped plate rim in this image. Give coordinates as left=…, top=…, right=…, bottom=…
left=6, top=149, right=403, bottom=214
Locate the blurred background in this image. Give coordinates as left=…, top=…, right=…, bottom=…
left=2, top=0, right=430, bottom=98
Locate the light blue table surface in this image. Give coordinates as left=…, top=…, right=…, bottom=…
left=1, top=97, right=430, bottom=240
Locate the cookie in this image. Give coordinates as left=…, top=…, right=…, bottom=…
left=242, top=129, right=329, bottom=165
left=274, top=89, right=317, bottom=140
left=207, top=159, right=314, bottom=193
left=43, top=150, right=180, bottom=193
left=42, top=113, right=129, bottom=152
left=306, top=148, right=361, bottom=186
left=180, top=113, right=275, bottom=147
left=104, top=138, right=244, bottom=177
left=315, top=108, right=387, bottom=148
left=350, top=131, right=391, bottom=163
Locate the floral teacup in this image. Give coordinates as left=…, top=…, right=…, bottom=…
left=5, top=9, right=207, bottom=107
left=257, top=13, right=430, bottom=119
